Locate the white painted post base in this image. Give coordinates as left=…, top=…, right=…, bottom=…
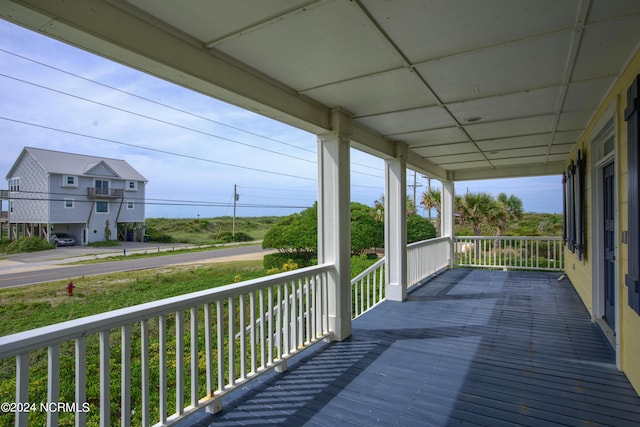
left=386, top=283, right=406, bottom=302
left=275, top=360, right=288, bottom=373
left=206, top=396, right=223, bottom=414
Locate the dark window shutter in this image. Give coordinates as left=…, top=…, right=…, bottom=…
left=625, top=74, right=640, bottom=314
left=567, top=160, right=576, bottom=253
left=562, top=172, right=567, bottom=244
left=576, top=150, right=584, bottom=261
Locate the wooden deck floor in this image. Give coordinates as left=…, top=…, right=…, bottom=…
left=182, top=269, right=640, bottom=426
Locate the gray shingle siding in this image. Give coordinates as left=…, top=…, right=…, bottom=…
left=8, top=152, right=48, bottom=223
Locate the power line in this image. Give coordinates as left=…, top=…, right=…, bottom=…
left=0, top=116, right=317, bottom=181
left=0, top=47, right=316, bottom=155
left=0, top=49, right=386, bottom=178
left=0, top=72, right=316, bottom=164
left=5, top=190, right=310, bottom=209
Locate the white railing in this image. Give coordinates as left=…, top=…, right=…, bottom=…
left=351, top=257, right=385, bottom=318
left=407, top=236, right=451, bottom=289
left=455, top=236, right=564, bottom=271
left=0, top=264, right=332, bottom=427
left=350, top=236, right=452, bottom=318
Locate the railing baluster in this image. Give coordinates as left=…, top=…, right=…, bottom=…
left=75, top=337, right=87, bottom=427
left=250, top=291, right=257, bottom=375
left=140, top=320, right=150, bottom=427
left=15, top=353, right=29, bottom=427
left=259, top=289, right=266, bottom=370
left=190, top=307, right=199, bottom=407
left=216, top=300, right=225, bottom=392
left=228, top=297, right=236, bottom=387
left=297, top=279, right=304, bottom=348
left=176, top=311, right=184, bottom=415
left=99, top=331, right=110, bottom=427
left=284, top=283, right=291, bottom=355
left=204, top=303, right=214, bottom=397
left=239, top=294, right=246, bottom=380
left=47, top=345, right=60, bottom=427
left=305, top=277, right=311, bottom=345
left=158, top=315, right=167, bottom=425
left=267, top=287, right=274, bottom=365
left=121, top=324, right=131, bottom=427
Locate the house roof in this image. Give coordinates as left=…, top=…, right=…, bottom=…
left=5, top=147, right=147, bottom=182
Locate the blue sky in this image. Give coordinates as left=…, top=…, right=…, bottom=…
left=0, top=19, right=562, bottom=218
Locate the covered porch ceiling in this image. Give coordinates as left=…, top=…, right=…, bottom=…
left=2, top=0, right=640, bottom=181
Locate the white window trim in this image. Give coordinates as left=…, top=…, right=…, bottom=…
left=9, top=177, right=20, bottom=192
left=62, top=175, right=78, bottom=188
left=64, top=198, right=75, bottom=209
left=127, top=200, right=135, bottom=210
left=126, top=180, right=138, bottom=191
left=95, top=200, right=109, bottom=214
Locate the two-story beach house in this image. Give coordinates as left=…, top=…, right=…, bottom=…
left=5, top=147, right=147, bottom=245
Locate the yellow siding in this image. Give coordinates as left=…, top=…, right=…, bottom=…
left=565, top=47, right=640, bottom=393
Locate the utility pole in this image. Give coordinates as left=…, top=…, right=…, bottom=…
left=407, top=171, right=422, bottom=214
left=232, top=184, right=239, bottom=240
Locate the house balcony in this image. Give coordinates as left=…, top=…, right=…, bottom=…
left=86, top=187, right=124, bottom=199
left=1, top=236, right=637, bottom=427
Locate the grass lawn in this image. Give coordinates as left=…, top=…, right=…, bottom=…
left=0, top=261, right=266, bottom=427
left=0, top=261, right=265, bottom=336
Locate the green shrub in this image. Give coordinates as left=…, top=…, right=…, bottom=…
left=407, top=214, right=437, bottom=243
left=263, top=252, right=316, bottom=270
left=351, top=254, right=380, bottom=278
left=4, top=237, right=54, bottom=254
left=218, top=231, right=253, bottom=243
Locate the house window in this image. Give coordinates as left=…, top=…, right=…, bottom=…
left=127, top=201, right=134, bottom=210
left=64, top=198, right=75, bottom=209
left=96, top=201, right=109, bottom=213
left=9, top=177, right=20, bottom=192
left=95, top=179, right=109, bottom=196
left=9, top=200, right=13, bottom=213
left=127, top=181, right=137, bottom=191
left=63, top=175, right=78, bottom=187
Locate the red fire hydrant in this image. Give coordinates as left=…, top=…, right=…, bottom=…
left=67, top=281, right=75, bottom=296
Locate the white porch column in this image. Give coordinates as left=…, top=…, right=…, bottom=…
left=385, top=143, right=408, bottom=301
left=441, top=180, right=455, bottom=268
left=317, top=109, right=352, bottom=341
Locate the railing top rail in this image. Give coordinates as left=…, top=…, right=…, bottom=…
left=0, top=263, right=334, bottom=359
left=407, top=236, right=450, bottom=249
left=351, top=257, right=385, bottom=283
left=455, top=235, right=562, bottom=241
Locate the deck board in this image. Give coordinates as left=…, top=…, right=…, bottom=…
left=182, top=269, right=640, bottom=426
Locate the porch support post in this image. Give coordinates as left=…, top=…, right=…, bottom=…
left=441, top=180, right=455, bottom=268
left=385, top=143, right=408, bottom=301
left=317, top=108, right=352, bottom=341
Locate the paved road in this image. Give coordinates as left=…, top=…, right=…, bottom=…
left=0, top=243, right=272, bottom=289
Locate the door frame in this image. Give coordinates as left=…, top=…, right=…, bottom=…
left=590, top=104, right=620, bottom=366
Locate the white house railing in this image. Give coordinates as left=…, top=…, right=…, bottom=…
left=0, top=264, right=332, bottom=427
left=454, top=236, right=564, bottom=271
left=407, top=236, right=451, bottom=289
left=351, top=236, right=452, bottom=319
left=351, top=257, right=386, bottom=318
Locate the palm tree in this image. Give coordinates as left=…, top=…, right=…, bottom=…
left=458, top=192, right=502, bottom=236
left=495, top=193, right=524, bottom=237
left=421, top=188, right=441, bottom=236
